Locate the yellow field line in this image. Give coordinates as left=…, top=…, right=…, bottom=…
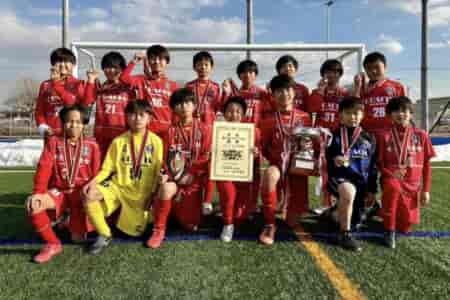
left=293, top=224, right=366, bottom=300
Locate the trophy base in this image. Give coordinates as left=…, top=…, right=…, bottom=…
left=289, top=159, right=319, bottom=176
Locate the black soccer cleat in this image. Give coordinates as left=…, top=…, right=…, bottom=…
left=338, top=231, right=362, bottom=252
left=88, top=235, right=112, bottom=255
left=383, top=231, right=396, bottom=249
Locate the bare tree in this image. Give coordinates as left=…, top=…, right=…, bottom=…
left=5, top=78, right=40, bottom=115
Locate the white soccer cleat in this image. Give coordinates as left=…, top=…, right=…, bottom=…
left=202, top=203, right=213, bottom=216
left=220, top=224, right=234, bottom=243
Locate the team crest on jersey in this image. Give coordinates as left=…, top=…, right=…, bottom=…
left=385, top=86, right=395, bottom=96
left=145, top=145, right=154, bottom=153
left=82, top=146, right=90, bottom=156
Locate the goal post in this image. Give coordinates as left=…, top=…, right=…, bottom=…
left=71, top=41, right=365, bottom=88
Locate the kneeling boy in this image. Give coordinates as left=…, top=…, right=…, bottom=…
left=26, top=104, right=101, bottom=263
left=326, top=97, right=377, bottom=252
left=84, top=100, right=163, bottom=255
left=147, top=88, right=211, bottom=248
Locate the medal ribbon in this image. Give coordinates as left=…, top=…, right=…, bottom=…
left=63, top=134, right=83, bottom=188
left=129, top=129, right=149, bottom=179
left=194, top=80, right=211, bottom=117
left=340, top=126, right=361, bottom=158
left=176, top=120, right=198, bottom=168
left=392, top=126, right=411, bottom=168
left=275, top=110, right=296, bottom=176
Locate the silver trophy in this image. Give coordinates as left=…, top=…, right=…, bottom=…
left=289, top=127, right=331, bottom=176
left=167, top=145, right=187, bottom=182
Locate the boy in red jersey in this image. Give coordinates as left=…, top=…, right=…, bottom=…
left=309, top=59, right=349, bottom=130
left=353, top=52, right=405, bottom=135
left=259, top=75, right=312, bottom=245
left=83, top=51, right=137, bottom=159
left=308, top=59, right=349, bottom=209
left=147, top=88, right=212, bottom=249
left=216, top=96, right=261, bottom=242
left=378, top=96, right=435, bottom=249
left=35, top=48, right=86, bottom=137
left=120, top=44, right=178, bottom=136
left=26, top=105, right=101, bottom=263
left=185, top=51, right=221, bottom=215
left=222, top=60, right=269, bottom=215
left=274, top=55, right=310, bottom=113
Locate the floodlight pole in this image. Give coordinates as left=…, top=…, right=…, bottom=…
left=62, top=0, right=69, bottom=48
left=247, top=0, right=253, bottom=60
left=421, top=0, right=429, bottom=131
left=325, top=1, right=334, bottom=59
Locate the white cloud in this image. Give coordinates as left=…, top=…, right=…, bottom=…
left=376, top=34, right=404, bottom=54
left=85, top=8, right=109, bottom=19
left=380, top=0, right=450, bottom=27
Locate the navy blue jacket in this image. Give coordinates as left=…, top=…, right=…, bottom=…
left=326, top=126, right=378, bottom=193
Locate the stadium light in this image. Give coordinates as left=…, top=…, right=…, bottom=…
left=421, top=0, right=429, bottom=131
left=62, top=0, right=69, bottom=48
left=325, top=1, right=334, bottom=59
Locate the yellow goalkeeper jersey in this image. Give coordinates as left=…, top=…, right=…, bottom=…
left=96, top=130, right=163, bottom=201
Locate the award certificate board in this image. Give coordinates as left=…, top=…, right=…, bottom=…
left=210, top=121, right=254, bottom=182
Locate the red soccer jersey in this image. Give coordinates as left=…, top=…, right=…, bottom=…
left=163, top=120, right=212, bottom=179
left=120, top=62, right=178, bottom=126
left=35, top=76, right=85, bottom=136
left=264, top=82, right=311, bottom=118
left=378, top=125, right=436, bottom=193
left=361, top=79, right=405, bottom=133
left=185, top=79, right=221, bottom=125
left=33, top=136, right=101, bottom=194
left=309, top=86, right=349, bottom=130
left=84, top=81, right=137, bottom=140
left=260, top=109, right=312, bottom=166
left=225, top=85, right=270, bottom=127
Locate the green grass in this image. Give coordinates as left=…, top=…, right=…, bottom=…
left=0, top=170, right=449, bottom=299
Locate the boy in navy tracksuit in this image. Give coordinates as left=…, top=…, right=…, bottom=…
left=326, top=96, right=378, bottom=252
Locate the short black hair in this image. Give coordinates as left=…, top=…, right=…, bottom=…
left=236, top=59, right=258, bottom=76
left=275, top=55, right=298, bottom=74
left=320, top=59, right=343, bottom=77
left=363, top=51, right=386, bottom=67
left=169, top=88, right=196, bottom=110
left=125, top=100, right=152, bottom=115
left=101, top=51, right=126, bottom=70
left=386, top=96, right=414, bottom=114
left=338, top=96, right=365, bottom=113
left=59, top=104, right=90, bottom=125
left=146, top=44, right=170, bottom=64
left=223, top=96, right=247, bottom=115
left=50, top=48, right=76, bottom=66
left=193, top=51, right=214, bottom=68
left=269, top=74, right=296, bottom=92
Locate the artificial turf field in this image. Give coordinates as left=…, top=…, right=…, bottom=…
left=0, top=165, right=449, bottom=299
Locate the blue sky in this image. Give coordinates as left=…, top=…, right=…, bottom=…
left=1, top=0, right=450, bottom=102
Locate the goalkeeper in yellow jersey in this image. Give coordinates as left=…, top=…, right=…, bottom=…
left=83, top=99, right=163, bottom=255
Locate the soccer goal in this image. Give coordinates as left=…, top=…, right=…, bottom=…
left=71, top=42, right=365, bottom=89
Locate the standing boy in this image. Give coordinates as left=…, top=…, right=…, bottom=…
left=216, top=96, right=261, bottom=242
left=84, top=100, right=163, bottom=255
left=83, top=51, right=137, bottom=158
left=353, top=52, right=405, bottom=135
left=326, top=97, right=378, bottom=252
left=185, top=51, right=221, bottom=215
left=35, top=48, right=86, bottom=137
left=378, top=96, right=435, bottom=248
left=26, top=104, right=101, bottom=263
left=222, top=59, right=269, bottom=215
left=259, top=75, right=312, bottom=245
left=120, top=45, right=178, bottom=136
left=147, top=88, right=212, bottom=248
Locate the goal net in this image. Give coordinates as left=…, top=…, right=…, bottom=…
left=71, top=42, right=365, bottom=92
